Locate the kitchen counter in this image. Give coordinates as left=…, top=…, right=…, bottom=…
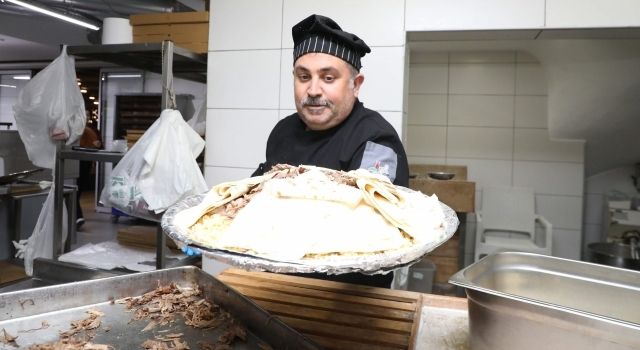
left=1, top=260, right=470, bottom=349
left=415, top=294, right=469, bottom=350
left=218, top=268, right=469, bottom=350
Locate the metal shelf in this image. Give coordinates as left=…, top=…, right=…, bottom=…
left=53, top=40, right=203, bottom=269
left=67, top=42, right=207, bottom=84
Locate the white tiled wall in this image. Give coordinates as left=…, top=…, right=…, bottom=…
left=206, top=0, right=408, bottom=184
left=209, top=0, right=283, bottom=50
left=405, top=0, right=545, bottom=31
left=204, top=2, right=631, bottom=262
left=546, top=0, right=640, bottom=28
left=405, top=0, right=640, bottom=31
left=207, top=50, right=281, bottom=109
left=281, top=0, right=405, bottom=48
left=204, top=109, right=279, bottom=168
left=407, top=51, right=585, bottom=260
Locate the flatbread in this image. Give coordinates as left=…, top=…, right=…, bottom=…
left=355, top=172, right=444, bottom=244
left=173, top=173, right=273, bottom=231
left=177, top=165, right=446, bottom=262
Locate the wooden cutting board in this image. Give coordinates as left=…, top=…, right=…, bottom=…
left=218, top=268, right=425, bottom=350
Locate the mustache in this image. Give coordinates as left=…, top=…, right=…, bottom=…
left=300, top=97, right=331, bottom=107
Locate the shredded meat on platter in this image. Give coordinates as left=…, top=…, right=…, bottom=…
left=213, top=164, right=358, bottom=221
left=266, top=163, right=357, bottom=186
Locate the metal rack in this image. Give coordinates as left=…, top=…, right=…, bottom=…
left=53, top=41, right=207, bottom=269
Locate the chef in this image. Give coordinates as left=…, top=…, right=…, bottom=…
left=253, top=14, right=410, bottom=288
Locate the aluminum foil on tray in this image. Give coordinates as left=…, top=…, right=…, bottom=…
left=162, top=187, right=459, bottom=275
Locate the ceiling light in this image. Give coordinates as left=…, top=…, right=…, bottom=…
left=0, top=84, right=17, bottom=88
left=13, top=75, right=30, bottom=80
left=93, top=101, right=99, bottom=105
left=3, top=0, right=100, bottom=31
left=89, top=96, right=95, bottom=100
left=80, top=88, right=87, bottom=93
left=77, top=81, right=81, bottom=85
left=107, top=73, right=142, bottom=79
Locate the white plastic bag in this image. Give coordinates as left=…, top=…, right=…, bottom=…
left=13, top=46, right=86, bottom=169
left=187, top=98, right=206, bottom=136
left=13, top=186, right=68, bottom=276
left=100, top=109, right=207, bottom=221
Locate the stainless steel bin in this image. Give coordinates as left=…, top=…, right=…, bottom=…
left=450, top=252, right=640, bottom=350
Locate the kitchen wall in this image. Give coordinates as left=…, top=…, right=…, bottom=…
left=205, top=0, right=640, bottom=261
left=407, top=50, right=585, bottom=260
left=205, top=0, right=406, bottom=185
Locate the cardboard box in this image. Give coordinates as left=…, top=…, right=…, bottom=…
left=409, top=177, right=476, bottom=213
left=130, top=11, right=208, bottom=53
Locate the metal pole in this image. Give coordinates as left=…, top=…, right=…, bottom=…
left=53, top=140, right=65, bottom=258
left=161, top=40, right=174, bottom=110
left=156, top=40, right=174, bottom=269
left=156, top=224, right=166, bottom=269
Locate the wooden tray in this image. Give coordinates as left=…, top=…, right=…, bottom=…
left=218, top=268, right=426, bottom=350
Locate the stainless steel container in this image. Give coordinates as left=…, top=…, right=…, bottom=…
left=449, top=252, right=640, bottom=350
left=0, top=266, right=321, bottom=349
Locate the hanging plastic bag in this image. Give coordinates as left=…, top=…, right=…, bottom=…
left=13, top=46, right=86, bottom=169
left=13, top=185, right=68, bottom=276
left=187, top=98, right=206, bottom=136
left=100, top=109, right=208, bottom=221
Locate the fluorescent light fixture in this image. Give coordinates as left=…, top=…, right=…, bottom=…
left=3, top=0, right=100, bottom=30
left=13, top=75, right=30, bottom=80
left=0, top=84, right=17, bottom=88
left=93, top=101, right=99, bottom=105
left=80, top=88, right=87, bottom=93
left=89, top=96, right=95, bottom=100
left=107, top=73, right=142, bottom=79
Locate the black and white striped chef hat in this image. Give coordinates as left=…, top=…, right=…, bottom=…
left=292, top=14, right=371, bottom=71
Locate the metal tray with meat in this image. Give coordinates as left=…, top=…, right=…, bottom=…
left=0, top=266, right=320, bottom=350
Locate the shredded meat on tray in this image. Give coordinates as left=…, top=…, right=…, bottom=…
left=25, top=283, right=247, bottom=350
left=27, top=309, right=112, bottom=350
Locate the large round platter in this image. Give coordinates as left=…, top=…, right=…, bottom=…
left=162, top=186, right=459, bottom=275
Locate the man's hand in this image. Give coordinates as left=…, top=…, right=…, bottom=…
left=50, top=128, right=68, bottom=141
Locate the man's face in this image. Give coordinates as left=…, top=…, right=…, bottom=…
left=293, top=53, right=364, bottom=131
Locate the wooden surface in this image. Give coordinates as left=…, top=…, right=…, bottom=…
left=117, top=225, right=177, bottom=249
left=409, top=178, right=475, bottom=213
left=129, top=11, right=209, bottom=25
left=425, top=234, right=461, bottom=285
left=218, top=268, right=467, bottom=350
left=0, top=261, right=26, bottom=285
left=130, top=11, right=209, bottom=53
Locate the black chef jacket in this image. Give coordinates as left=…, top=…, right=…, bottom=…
left=253, top=100, right=410, bottom=288
left=253, top=100, right=409, bottom=186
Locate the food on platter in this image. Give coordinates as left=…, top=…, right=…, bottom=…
left=173, top=164, right=447, bottom=262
